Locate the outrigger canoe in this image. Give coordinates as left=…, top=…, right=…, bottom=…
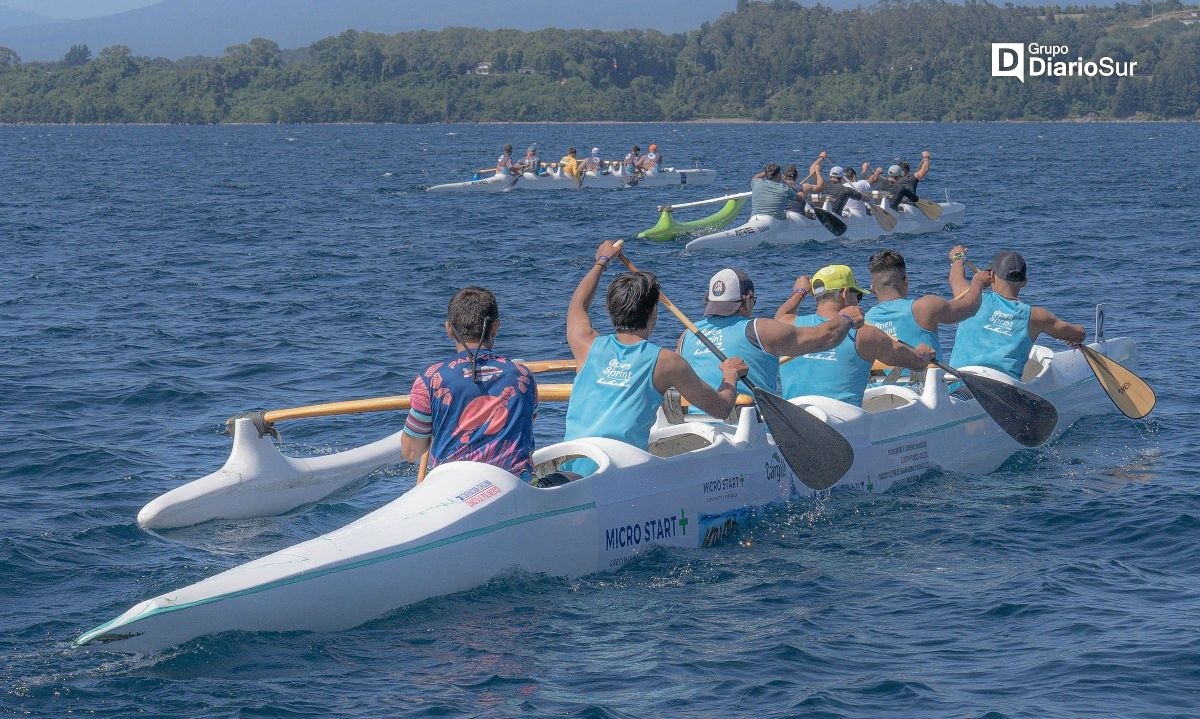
left=686, top=198, right=965, bottom=251
left=78, top=338, right=1138, bottom=652
left=427, top=165, right=716, bottom=192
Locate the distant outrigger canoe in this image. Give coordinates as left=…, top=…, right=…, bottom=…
left=427, top=164, right=716, bottom=192
left=636, top=190, right=965, bottom=248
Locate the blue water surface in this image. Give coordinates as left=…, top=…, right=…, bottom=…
left=1, top=122, right=1197, bottom=718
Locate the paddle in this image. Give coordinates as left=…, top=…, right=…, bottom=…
left=416, top=451, right=430, bottom=483
left=783, top=162, right=846, bottom=237
left=812, top=207, right=848, bottom=236
left=914, top=198, right=943, bottom=221
left=868, top=201, right=897, bottom=232
left=1075, top=343, right=1155, bottom=419
left=614, top=251, right=854, bottom=491
left=898, top=339, right=1058, bottom=447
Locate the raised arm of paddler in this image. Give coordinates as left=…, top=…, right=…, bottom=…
left=914, top=149, right=932, bottom=181
left=566, top=240, right=623, bottom=362
left=920, top=261, right=992, bottom=327
left=799, top=152, right=827, bottom=194
left=775, top=275, right=812, bottom=321
left=948, top=244, right=970, bottom=297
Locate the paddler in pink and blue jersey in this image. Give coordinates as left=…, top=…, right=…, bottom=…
left=949, top=251, right=1085, bottom=380
left=563, top=241, right=747, bottom=474
left=679, top=268, right=859, bottom=414
left=401, top=287, right=538, bottom=480
left=775, top=265, right=934, bottom=407
left=864, top=246, right=992, bottom=376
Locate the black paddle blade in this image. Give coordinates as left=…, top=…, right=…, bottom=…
left=959, top=372, right=1058, bottom=447
left=813, top=207, right=848, bottom=237
left=751, top=386, right=853, bottom=491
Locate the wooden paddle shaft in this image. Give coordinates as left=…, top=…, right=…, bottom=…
left=416, top=451, right=430, bottom=483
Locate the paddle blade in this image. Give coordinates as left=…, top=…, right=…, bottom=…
left=813, top=207, right=848, bottom=237
left=872, top=205, right=898, bottom=232
left=751, top=387, right=853, bottom=491
left=959, top=372, right=1058, bottom=447
left=915, top=199, right=943, bottom=220
left=1079, top=344, right=1155, bottom=419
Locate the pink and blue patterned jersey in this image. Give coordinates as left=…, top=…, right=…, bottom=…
left=403, top=349, right=538, bottom=478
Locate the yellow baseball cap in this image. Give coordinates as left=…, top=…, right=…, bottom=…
left=812, top=264, right=870, bottom=296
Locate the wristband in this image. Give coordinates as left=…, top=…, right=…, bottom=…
left=793, top=288, right=808, bottom=299
left=594, top=255, right=611, bottom=268
left=836, top=312, right=856, bottom=329
left=950, top=252, right=965, bottom=262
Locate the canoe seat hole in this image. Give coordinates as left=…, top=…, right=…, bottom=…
left=532, top=454, right=589, bottom=483
left=1021, top=348, right=1053, bottom=383
left=649, top=433, right=712, bottom=458
left=861, top=387, right=919, bottom=413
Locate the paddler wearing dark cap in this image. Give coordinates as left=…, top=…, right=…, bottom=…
left=948, top=251, right=1086, bottom=381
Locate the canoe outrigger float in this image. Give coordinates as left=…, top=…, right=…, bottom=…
left=427, top=165, right=716, bottom=192
left=78, top=337, right=1140, bottom=652
left=637, top=192, right=751, bottom=242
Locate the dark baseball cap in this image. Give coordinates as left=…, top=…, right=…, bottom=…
left=992, top=251, right=1027, bottom=282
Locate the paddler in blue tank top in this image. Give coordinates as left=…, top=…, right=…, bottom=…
left=775, top=264, right=935, bottom=407
left=949, top=251, right=1085, bottom=381
left=401, top=287, right=538, bottom=480
left=564, top=241, right=748, bottom=473
left=864, top=245, right=993, bottom=373
left=679, top=267, right=859, bottom=415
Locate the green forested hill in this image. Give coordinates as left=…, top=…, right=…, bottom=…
left=0, top=0, right=1196, bottom=122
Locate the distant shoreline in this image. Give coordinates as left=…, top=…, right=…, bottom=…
left=0, top=118, right=1193, bottom=127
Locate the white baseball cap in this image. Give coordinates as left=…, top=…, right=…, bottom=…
left=830, top=166, right=844, bottom=177
left=705, top=268, right=754, bottom=316
left=887, top=164, right=902, bottom=177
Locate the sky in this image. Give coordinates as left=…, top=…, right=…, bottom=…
left=3, top=0, right=157, bottom=20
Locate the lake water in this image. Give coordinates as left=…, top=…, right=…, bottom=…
left=2, top=122, right=1197, bottom=718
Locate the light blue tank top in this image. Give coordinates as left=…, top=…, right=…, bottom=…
left=948, top=291, right=1032, bottom=381
left=779, top=314, right=870, bottom=406
left=564, top=335, right=664, bottom=449
left=681, top=316, right=779, bottom=414
left=865, top=298, right=942, bottom=361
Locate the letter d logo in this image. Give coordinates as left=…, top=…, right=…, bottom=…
left=991, top=43, right=1025, bottom=82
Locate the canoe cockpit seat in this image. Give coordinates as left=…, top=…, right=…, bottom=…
left=861, top=385, right=920, bottom=413
left=1021, top=346, right=1054, bottom=383
left=649, top=432, right=713, bottom=458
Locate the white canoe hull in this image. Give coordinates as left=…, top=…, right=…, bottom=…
left=686, top=202, right=965, bottom=250
left=427, top=167, right=716, bottom=192
left=82, top=417, right=790, bottom=651
left=85, top=341, right=1135, bottom=651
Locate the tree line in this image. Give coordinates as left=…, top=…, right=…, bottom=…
left=0, top=0, right=1197, bottom=123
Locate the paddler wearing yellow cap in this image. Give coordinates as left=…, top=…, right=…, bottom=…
left=775, top=264, right=934, bottom=406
